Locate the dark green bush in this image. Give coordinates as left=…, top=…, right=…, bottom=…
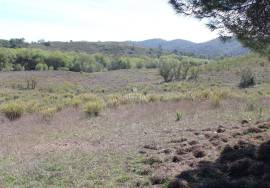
left=108, top=58, right=131, bottom=70
left=13, top=64, right=25, bottom=71
left=239, top=68, right=255, bottom=88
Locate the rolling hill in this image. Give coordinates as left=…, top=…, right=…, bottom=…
left=0, top=38, right=249, bottom=58
left=131, top=38, right=249, bottom=58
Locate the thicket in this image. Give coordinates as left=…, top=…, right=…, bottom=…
left=159, top=55, right=201, bottom=82
left=0, top=48, right=162, bottom=72
left=0, top=48, right=207, bottom=74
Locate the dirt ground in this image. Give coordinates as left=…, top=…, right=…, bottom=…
left=0, top=64, right=269, bottom=187
left=0, top=98, right=269, bottom=187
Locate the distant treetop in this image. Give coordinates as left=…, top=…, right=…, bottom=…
left=169, top=0, right=270, bottom=57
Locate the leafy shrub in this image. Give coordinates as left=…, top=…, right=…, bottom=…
left=35, top=63, right=48, bottom=71
left=145, top=61, right=158, bottom=69
left=159, top=58, right=197, bottom=82
left=136, top=61, right=144, bottom=69
left=83, top=100, right=104, bottom=116
left=0, top=102, right=24, bottom=120
left=48, top=66, right=54, bottom=70
left=239, top=68, right=255, bottom=88
left=188, top=67, right=200, bottom=80
left=13, top=64, right=25, bottom=71
left=108, top=58, right=131, bottom=70
left=57, top=67, right=69, bottom=71
left=159, top=61, right=176, bottom=82
left=180, top=61, right=192, bottom=80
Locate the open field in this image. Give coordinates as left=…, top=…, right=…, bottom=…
left=0, top=54, right=269, bottom=187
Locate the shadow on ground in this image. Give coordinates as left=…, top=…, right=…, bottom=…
left=168, top=140, right=270, bottom=188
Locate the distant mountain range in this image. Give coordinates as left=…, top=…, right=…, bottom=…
left=130, top=38, right=249, bottom=58
left=1, top=37, right=249, bottom=58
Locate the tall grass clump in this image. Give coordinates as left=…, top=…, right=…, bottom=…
left=122, top=93, right=149, bottom=104
left=209, top=88, right=230, bottom=108
left=83, top=99, right=104, bottom=117
left=40, top=107, right=57, bottom=121
left=0, top=102, right=24, bottom=120
left=210, top=94, right=221, bottom=108
left=26, top=77, right=37, bottom=90
left=106, top=94, right=121, bottom=107
left=176, top=111, right=183, bottom=121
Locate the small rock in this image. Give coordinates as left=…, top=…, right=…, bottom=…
left=172, top=155, right=182, bottom=163
left=244, top=127, right=264, bottom=134
left=188, top=140, right=199, bottom=145
left=217, top=127, right=226, bottom=133
left=160, top=148, right=171, bottom=154
left=241, top=119, right=249, bottom=124
left=138, top=150, right=147, bottom=154
left=170, top=138, right=187, bottom=143
left=257, top=122, right=270, bottom=129
left=193, top=149, right=206, bottom=158
left=194, top=132, right=200, bottom=136
left=150, top=171, right=168, bottom=185
left=168, top=179, right=190, bottom=188
left=144, top=144, right=158, bottom=150
left=144, top=156, right=162, bottom=165
left=176, top=148, right=189, bottom=155
left=138, top=167, right=152, bottom=175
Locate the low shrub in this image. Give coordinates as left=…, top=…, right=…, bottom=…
left=239, top=68, right=255, bottom=88
left=83, top=100, right=104, bottom=116
left=188, top=67, right=200, bottom=80
left=159, top=61, right=176, bottom=82
left=145, top=62, right=158, bottom=69
left=136, top=62, right=144, bottom=69
left=13, top=64, right=25, bottom=71
left=0, top=102, right=24, bottom=120
left=35, top=63, right=48, bottom=71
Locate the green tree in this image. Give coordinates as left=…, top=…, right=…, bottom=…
left=169, top=0, right=270, bottom=57
left=0, top=48, right=16, bottom=71
left=9, top=38, right=28, bottom=48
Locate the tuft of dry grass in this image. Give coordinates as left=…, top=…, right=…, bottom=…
left=83, top=99, right=105, bottom=116
left=0, top=102, right=24, bottom=120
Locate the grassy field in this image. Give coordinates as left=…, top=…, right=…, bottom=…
left=0, top=53, right=269, bottom=187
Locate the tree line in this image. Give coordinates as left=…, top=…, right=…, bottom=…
left=0, top=47, right=176, bottom=72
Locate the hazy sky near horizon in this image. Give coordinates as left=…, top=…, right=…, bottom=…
left=0, top=0, right=219, bottom=43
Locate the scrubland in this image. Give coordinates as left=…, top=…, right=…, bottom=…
left=0, top=53, right=269, bottom=187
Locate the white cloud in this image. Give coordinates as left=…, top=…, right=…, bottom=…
left=0, top=0, right=218, bottom=43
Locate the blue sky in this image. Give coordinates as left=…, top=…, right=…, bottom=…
left=0, top=0, right=218, bottom=43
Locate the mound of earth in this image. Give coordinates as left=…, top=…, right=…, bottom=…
left=135, top=121, right=270, bottom=188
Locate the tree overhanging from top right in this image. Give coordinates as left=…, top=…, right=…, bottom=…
left=169, top=0, right=270, bottom=57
